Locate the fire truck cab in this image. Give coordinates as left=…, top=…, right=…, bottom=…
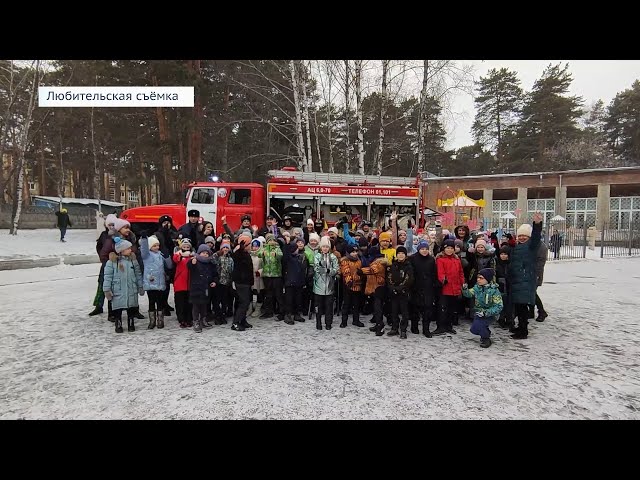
left=266, top=168, right=421, bottom=230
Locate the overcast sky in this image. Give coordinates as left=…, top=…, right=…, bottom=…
left=446, top=60, right=640, bottom=150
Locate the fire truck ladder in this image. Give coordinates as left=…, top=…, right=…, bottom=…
left=267, top=170, right=419, bottom=187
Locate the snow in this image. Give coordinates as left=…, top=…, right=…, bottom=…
left=0, top=229, right=98, bottom=260
left=1, top=258, right=640, bottom=419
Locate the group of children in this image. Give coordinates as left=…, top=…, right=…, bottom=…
left=93, top=209, right=545, bottom=347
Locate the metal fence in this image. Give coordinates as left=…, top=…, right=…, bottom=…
left=442, top=216, right=640, bottom=261
left=600, top=221, right=640, bottom=258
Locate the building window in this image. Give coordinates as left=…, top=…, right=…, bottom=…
left=492, top=199, right=518, bottom=231
left=527, top=199, right=555, bottom=224
left=228, top=189, right=251, bottom=205
left=28, top=181, right=36, bottom=192
left=566, top=198, right=596, bottom=229
left=609, top=196, right=640, bottom=229
left=128, top=191, right=138, bottom=202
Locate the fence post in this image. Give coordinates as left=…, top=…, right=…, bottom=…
left=600, top=224, right=605, bottom=258
left=582, top=223, right=588, bottom=259
left=630, top=219, right=634, bottom=257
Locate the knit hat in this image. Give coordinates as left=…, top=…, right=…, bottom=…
left=220, top=240, right=231, bottom=250
left=356, top=229, right=365, bottom=237
left=104, top=213, right=117, bottom=227
left=417, top=240, right=429, bottom=251
left=379, top=231, right=392, bottom=242
left=148, top=235, right=160, bottom=249
left=113, top=218, right=130, bottom=232
left=319, top=236, right=331, bottom=248
left=517, top=224, right=533, bottom=237
left=205, top=236, right=215, bottom=244
left=454, top=239, right=464, bottom=249
left=197, top=244, right=210, bottom=254
left=251, top=238, right=262, bottom=248
left=114, top=237, right=132, bottom=254
left=307, top=219, right=314, bottom=226
left=396, top=246, right=408, bottom=255
left=238, top=233, right=253, bottom=246
left=358, top=237, right=369, bottom=248
left=309, top=232, right=320, bottom=244
left=499, top=245, right=511, bottom=256
left=478, top=268, right=494, bottom=283
left=347, top=244, right=359, bottom=254
left=475, top=239, right=487, bottom=248
left=265, top=233, right=276, bottom=244
left=327, top=227, right=339, bottom=235
left=443, top=239, right=455, bottom=248
left=179, top=237, right=192, bottom=247
left=295, top=237, right=306, bottom=246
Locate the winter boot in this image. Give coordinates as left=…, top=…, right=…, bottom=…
left=536, top=310, right=548, bottom=322
left=201, top=315, right=213, bottom=328
left=445, top=327, right=457, bottom=334
left=284, top=315, right=295, bottom=325
left=163, top=306, right=172, bottom=317
left=400, top=330, right=407, bottom=339
left=294, top=314, right=306, bottom=323
left=157, top=310, right=165, bottom=329
left=375, top=324, right=385, bottom=336
left=431, top=326, right=447, bottom=336
left=387, top=329, right=399, bottom=336
left=231, top=322, right=245, bottom=331
left=511, top=330, right=528, bottom=340
left=497, top=316, right=507, bottom=329
left=115, top=316, right=123, bottom=333
left=147, top=310, right=157, bottom=329
left=193, top=317, right=202, bottom=333
left=422, top=321, right=432, bottom=338
left=352, top=320, right=365, bottom=327
left=316, top=318, right=322, bottom=330
left=88, top=306, right=103, bottom=316
left=134, top=308, right=145, bottom=320
left=127, top=315, right=135, bottom=332
left=410, top=318, right=419, bottom=335
left=480, top=338, right=492, bottom=348
left=340, top=319, right=348, bottom=328
left=241, top=319, right=253, bottom=329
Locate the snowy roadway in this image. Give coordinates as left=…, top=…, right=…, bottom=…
left=1, top=257, right=640, bottom=419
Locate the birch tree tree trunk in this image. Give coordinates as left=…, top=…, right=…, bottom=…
left=10, top=60, right=40, bottom=235
left=417, top=60, right=429, bottom=174
left=326, top=65, right=335, bottom=174
left=375, top=60, right=389, bottom=176
left=344, top=60, right=351, bottom=173
left=313, top=106, right=324, bottom=173
left=289, top=60, right=308, bottom=171
left=354, top=60, right=365, bottom=175
left=301, top=63, right=313, bottom=171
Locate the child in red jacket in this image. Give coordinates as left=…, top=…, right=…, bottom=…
left=434, top=238, right=465, bottom=335
left=173, top=238, right=194, bottom=328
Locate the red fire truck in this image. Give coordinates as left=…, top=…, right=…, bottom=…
left=120, top=167, right=422, bottom=234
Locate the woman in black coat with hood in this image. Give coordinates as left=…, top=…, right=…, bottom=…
left=409, top=239, right=437, bottom=337
left=154, top=214, right=179, bottom=316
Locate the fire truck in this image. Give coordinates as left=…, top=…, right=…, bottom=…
left=120, top=167, right=422, bottom=234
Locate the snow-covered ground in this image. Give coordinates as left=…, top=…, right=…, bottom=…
left=1, top=258, right=639, bottom=419
left=0, top=229, right=98, bottom=259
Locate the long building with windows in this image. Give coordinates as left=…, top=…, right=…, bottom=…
left=421, top=166, right=640, bottom=230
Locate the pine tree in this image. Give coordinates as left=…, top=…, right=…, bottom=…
left=472, top=68, right=523, bottom=162
left=606, top=80, right=640, bottom=166
left=508, top=63, right=583, bottom=172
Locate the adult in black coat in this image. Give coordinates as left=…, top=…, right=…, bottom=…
left=178, top=209, right=204, bottom=248
left=409, top=240, right=437, bottom=337
left=55, top=209, right=72, bottom=242
left=154, top=214, right=179, bottom=316
left=231, top=237, right=255, bottom=331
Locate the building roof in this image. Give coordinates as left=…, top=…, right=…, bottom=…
left=32, top=196, right=125, bottom=207
left=421, top=166, right=640, bottom=182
